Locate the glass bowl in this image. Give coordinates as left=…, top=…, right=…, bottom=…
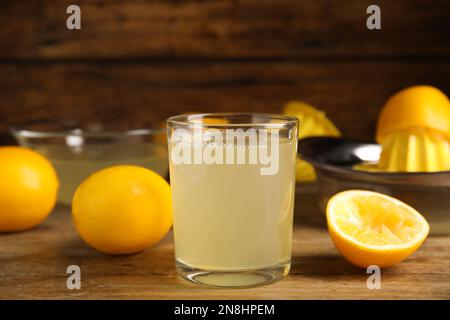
left=11, top=121, right=168, bottom=206
left=300, top=137, right=450, bottom=235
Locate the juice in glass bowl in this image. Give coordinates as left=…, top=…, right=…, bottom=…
left=11, top=121, right=168, bottom=206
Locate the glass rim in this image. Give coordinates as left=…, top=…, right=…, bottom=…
left=166, top=112, right=299, bottom=129
left=10, top=121, right=164, bottom=139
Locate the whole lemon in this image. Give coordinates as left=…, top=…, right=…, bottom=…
left=0, top=146, right=59, bottom=232
left=72, top=165, right=172, bottom=254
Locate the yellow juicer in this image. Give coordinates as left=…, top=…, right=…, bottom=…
left=378, top=128, right=450, bottom=172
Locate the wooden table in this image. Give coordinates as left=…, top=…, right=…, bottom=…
left=1, top=190, right=449, bottom=299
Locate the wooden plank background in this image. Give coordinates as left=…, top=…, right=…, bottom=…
left=0, top=0, right=449, bottom=143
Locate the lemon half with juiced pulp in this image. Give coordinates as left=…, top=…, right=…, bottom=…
left=327, top=190, right=429, bottom=268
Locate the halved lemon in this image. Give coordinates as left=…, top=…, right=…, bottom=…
left=326, top=190, right=429, bottom=268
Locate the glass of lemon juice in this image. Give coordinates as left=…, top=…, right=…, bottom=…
left=167, top=113, right=298, bottom=287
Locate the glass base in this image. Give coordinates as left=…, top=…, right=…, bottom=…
left=176, top=260, right=290, bottom=288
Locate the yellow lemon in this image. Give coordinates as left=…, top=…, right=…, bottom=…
left=283, top=101, right=341, bottom=182
left=72, top=165, right=172, bottom=254
left=327, top=190, right=429, bottom=268
left=376, top=85, right=450, bottom=143
left=0, top=146, right=59, bottom=232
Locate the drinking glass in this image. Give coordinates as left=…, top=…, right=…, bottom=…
left=167, top=113, right=298, bottom=287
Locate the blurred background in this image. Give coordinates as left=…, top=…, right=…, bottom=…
left=0, top=0, right=449, bottom=143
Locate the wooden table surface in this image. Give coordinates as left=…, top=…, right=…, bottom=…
left=1, top=189, right=449, bottom=300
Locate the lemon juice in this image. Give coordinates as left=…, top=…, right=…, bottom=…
left=33, top=143, right=168, bottom=205
left=169, top=137, right=296, bottom=286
